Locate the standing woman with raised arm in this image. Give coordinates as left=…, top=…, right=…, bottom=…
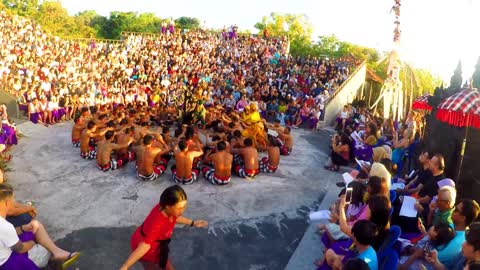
left=120, top=185, right=208, bottom=270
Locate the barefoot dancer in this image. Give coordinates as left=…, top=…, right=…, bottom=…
left=201, top=141, right=233, bottom=185
left=135, top=135, right=170, bottom=181
left=171, top=139, right=203, bottom=185
left=96, top=131, right=134, bottom=171
left=120, top=185, right=208, bottom=270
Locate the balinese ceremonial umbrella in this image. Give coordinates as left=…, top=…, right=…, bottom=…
left=436, top=88, right=480, bottom=182
left=412, top=94, right=433, bottom=112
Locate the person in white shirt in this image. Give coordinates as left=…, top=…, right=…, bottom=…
left=0, top=183, right=80, bottom=270
left=136, top=91, right=148, bottom=105
left=47, top=96, right=59, bottom=124
left=124, top=90, right=135, bottom=105
left=39, top=97, right=52, bottom=125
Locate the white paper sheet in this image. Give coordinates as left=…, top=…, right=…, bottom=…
left=343, top=172, right=354, bottom=186
left=309, top=210, right=331, bottom=221
left=400, top=196, right=418, bottom=218
left=391, top=183, right=405, bottom=190
left=350, top=131, right=363, bottom=143
left=267, top=129, right=278, bottom=137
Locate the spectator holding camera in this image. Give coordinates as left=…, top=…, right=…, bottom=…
left=325, top=133, right=351, bottom=172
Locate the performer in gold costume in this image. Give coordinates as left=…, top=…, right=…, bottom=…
left=241, top=103, right=267, bottom=151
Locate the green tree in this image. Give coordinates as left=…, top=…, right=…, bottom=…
left=36, top=1, right=76, bottom=37
left=98, top=11, right=137, bottom=39
left=175, top=16, right=200, bottom=30
left=449, top=60, right=463, bottom=90
left=255, top=13, right=313, bottom=56
left=73, top=10, right=100, bottom=38
left=2, top=0, right=38, bottom=16
left=472, top=56, right=480, bottom=89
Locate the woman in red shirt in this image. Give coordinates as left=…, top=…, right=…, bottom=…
left=120, top=185, right=208, bottom=270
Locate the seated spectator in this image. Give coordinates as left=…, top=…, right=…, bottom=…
left=427, top=186, right=456, bottom=228
left=0, top=104, right=17, bottom=146
left=426, top=222, right=480, bottom=270
left=366, top=176, right=390, bottom=199
left=414, top=154, right=446, bottom=212
left=433, top=199, right=480, bottom=269
left=336, top=105, right=350, bottom=131
left=343, top=258, right=370, bottom=270
left=363, top=123, right=379, bottom=146
left=398, top=221, right=455, bottom=270
left=397, top=151, right=431, bottom=196
left=0, top=183, right=80, bottom=270
left=285, top=100, right=299, bottom=126
left=323, top=220, right=379, bottom=270
left=392, top=154, right=446, bottom=234
left=293, top=103, right=311, bottom=128
left=337, top=195, right=391, bottom=251
left=325, top=133, right=351, bottom=172
left=401, top=199, right=479, bottom=270
left=318, top=181, right=367, bottom=242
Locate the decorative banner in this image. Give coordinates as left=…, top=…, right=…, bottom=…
left=383, top=0, right=403, bottom=120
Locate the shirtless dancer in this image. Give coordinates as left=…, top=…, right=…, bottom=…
left=79, top=107, right=92, bottom=123
left=201, top=141, right=233, bottom=185
left=158, top=126, right=174, bottom=165
left=171, top=139, right=203, bottom=185
left=275, top=126, right=293, bottom=155
left=80, top=121, right=111, bottom=159
left=232, top=138, right=260, bottom=179
left=259, top=135, right=280, bottom=173
left=116, top=127, right=136, bottom=161
left=96, top=131, right=135, bottom=171
left=71, top=116, right=85, bottom=147
left=135, top=134, right=170, bottom=181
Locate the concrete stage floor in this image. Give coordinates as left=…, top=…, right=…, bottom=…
left=8, top=122, right=338, bottom=270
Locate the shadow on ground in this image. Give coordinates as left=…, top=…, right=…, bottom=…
left=56, top=200, right=325, bottom=270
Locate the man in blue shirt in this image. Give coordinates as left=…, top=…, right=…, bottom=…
left=352, top=220, right=378, bottom=270
left=426, top=199, right=480, bottom=270
left=232, top=88, right=241, bottom=101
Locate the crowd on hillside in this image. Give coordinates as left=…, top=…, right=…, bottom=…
left=0, top=10, right=354, bottom=131
left=313, top=103, right=480, bottom=270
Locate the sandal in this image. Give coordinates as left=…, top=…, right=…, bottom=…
left=61, top=252, right=81, bottom=269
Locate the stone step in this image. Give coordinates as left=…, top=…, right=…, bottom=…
left=284, top=176, right=339, bottom=270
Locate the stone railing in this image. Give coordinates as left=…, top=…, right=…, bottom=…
left=321, top=60, right=367, bottom=126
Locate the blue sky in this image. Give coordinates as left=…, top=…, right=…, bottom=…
left=61, top=0, right=480, bottom=82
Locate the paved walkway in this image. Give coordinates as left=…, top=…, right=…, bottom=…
left=8, top=122, right=338, bottom=270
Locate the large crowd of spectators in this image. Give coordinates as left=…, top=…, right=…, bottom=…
left=317, top=102, right=480, bottom=269
left=0, top=10, right=353, bottom=131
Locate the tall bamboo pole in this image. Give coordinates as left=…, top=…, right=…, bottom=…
left=409, top=67, right=414, bottom=112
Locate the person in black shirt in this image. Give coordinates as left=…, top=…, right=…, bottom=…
left=415, top=154, right=446, bottom=212
left=391, top=154, right=446, bottom=233
left=397, top=151, right=431, bottom=195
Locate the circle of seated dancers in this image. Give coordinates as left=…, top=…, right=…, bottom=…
left=71, top=102, right=294, bottom=185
